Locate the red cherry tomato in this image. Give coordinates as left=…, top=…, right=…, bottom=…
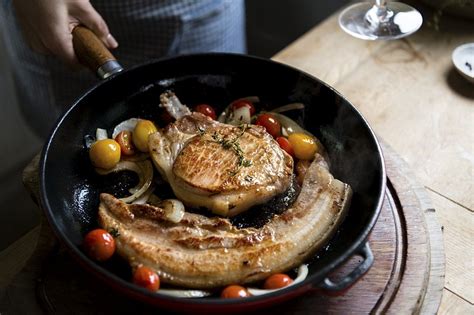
left=232, top=100, right=256, bottom=116
left=276, top=137, right=295, bottom=157
left=83, top=229, right=116, bottom=261
left=263, top=274, right=294, bottom=289
left=255, top=113, right=281, bottom=138
left=114, top=130, right=136, bottom=156
left=195, top=104, right=217, bottom=120
left=133, top=266, right=160, bottom=292
left=221, top=285, right=250, bottom=298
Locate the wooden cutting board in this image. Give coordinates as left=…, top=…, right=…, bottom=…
left=1, top=142, right=445, bottom=314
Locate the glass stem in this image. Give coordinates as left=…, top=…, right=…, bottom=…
left=366, top=0, right=392, bottom=25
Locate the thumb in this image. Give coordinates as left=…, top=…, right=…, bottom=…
left=70, top=2, right=118, bottom=49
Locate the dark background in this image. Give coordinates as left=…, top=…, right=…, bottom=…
left=246, top=0, right=349, bottom=57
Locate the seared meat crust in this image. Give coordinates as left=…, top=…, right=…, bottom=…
left=149, top=113, right=293, bottom=216
left=98, top=157, right=351, bottom=289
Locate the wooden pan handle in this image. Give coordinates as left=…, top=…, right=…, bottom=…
left=72, top=26, right=123, bottom=79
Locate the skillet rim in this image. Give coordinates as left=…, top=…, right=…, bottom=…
left=39, top=52, right=386, bottom=306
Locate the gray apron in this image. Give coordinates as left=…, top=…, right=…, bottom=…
left=2, top=0, right=246, bottom=138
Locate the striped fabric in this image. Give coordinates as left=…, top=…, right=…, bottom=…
left=2, top=0, right=246, bottom=138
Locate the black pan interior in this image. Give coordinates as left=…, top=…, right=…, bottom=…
left=40, top=53, right=385, bottom=303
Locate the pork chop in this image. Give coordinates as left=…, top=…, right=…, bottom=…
left=149, top=112, right=293, bottom=216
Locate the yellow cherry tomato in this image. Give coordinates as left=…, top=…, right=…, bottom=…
left=89, top=139, right=121, bottom=169
left=132, top=119, right=158, bottom=152
left=287, top=133, right=318, bottom=160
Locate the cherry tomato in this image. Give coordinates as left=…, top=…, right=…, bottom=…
left=194, top=104, right=217, bottom=120
left=133, top=266, right=160, bottom=292
left=114, top=130, right=136, bottom=156
left=255, top=113, right=281, bottom=138
left=221, top=285, right=250, bottom=298
left=263, top=274, right=294, bottom=290
left=133, top=119, right=158, bottom=152
left=287, top=133, right=318, bottom=160
left=83, top=229, right=116, bottom=261
left=89, top=139, right=121, bottom=170
left=276, top=137, right=295, bottom=157
left=231, top=100, right=256, bottom=116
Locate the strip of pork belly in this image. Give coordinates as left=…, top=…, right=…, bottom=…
left=98, top=156, right=351, bottom=289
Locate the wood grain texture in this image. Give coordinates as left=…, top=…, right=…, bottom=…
left=381, top=143, right=445, bottom=315
left=429, top=191, right=474, bottom=303
left=0, top=226, right=39, bottom=288
left=273, top=6, right=472, bottom=312
left=438, top=289, right=474, bottom=315
left=72, top=26, right=116, bottom=73
left=273, top=8, right=474, bottom=209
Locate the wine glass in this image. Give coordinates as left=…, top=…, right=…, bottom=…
left=339, top=0, right=423, bottom=40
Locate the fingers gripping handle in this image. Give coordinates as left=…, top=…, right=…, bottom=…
left=72, top=26, right=123, bottom=79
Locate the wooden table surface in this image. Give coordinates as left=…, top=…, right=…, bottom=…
left=1, top=4, right=473, bottom=315
left=273, top=6, right=473, bottom=314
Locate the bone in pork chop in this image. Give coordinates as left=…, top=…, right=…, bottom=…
left=149, top=111, right=293, bottom=216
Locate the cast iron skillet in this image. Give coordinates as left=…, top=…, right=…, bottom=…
left=39, top=27, right=386, bottom=312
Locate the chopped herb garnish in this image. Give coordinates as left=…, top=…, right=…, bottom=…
left=210, top=124, right=252, bottom=176
left=241, top=159, right=252, bottom=167
left=109, top=228, right=120, bottom=238
left=198, top=126, right=206, bottom=136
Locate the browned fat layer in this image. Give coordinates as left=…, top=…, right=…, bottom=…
left=129, top=203, right=168, bottom=222
left=100, top=193, right=134, bottom=222
left=178, top=215, right=234, bottom=231
left=239, top=242, right=286, bottom=271
left=172, top=228, right=272, bottom=249
left=279, top=209, right=296, bottom=223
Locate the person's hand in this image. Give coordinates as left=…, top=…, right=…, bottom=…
left=13, top=0, right=118, bottom=66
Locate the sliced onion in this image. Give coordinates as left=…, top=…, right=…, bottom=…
left=247, top=264, right=309, bottom=296
left=95, top=160, right=153, bottom=203
left=112, top=118, right=139, bottom=138
left=217, top=110, right=227, bottom=123
left=218, top=96, right=260, bottom=123
left=238, top=96, right=260, bottom=103
left=122, top=152, right=150, bottom=162
left=160, top=199, right=185, bottom=223
left=226, top=106, right=251, bottom=126
left=270, top=113, right=309, bottom=136
left=158, top=289, right=212, bottom=298
left=272, top=113, right=329, bottom=163
left=122, top=161, right=153, bottom=203
left=131, top=185, right=155, bottom=205
left=84, top=135, right=95, bottom=148
left=96, top=128, right=108, bottom=140
left=270, top=103, right=305, bottom=113
left=95, top=160, right=140, bottom=176
left=147, top=194, right=162, bottom=207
